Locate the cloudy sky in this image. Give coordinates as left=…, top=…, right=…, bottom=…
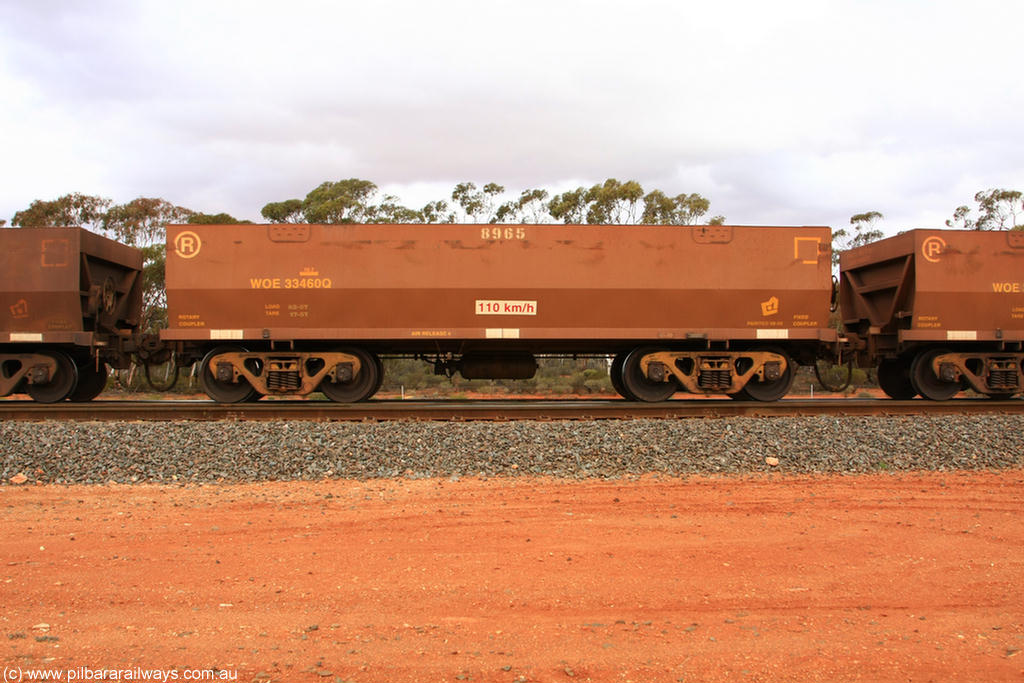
left=1, top=0, right=1022, bottom=233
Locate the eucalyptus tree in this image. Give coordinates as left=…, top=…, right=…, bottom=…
left=947, top=189, right=1023, bottom=230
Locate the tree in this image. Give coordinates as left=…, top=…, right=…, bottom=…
left=974, top=189, right=1022, bottom=230
left=547, top=179, right=644, bottom=225
left=641, top=190, right=715, bottom=225
left=101, top=197, right=194, bottom=247
left=832, top=211, right=884, bottom=265
left=946, top=204, right=975, bottom=230
left=11, top=193, right=111, bottom=231
left=301, top=178, right=379, bottom=224
left=451, top=182, right=505, bottom=223
left=640, top=189, right=674, bottom=224
left=364, top=195, right=423, bottom=223
left=946, top=189, right=1024, bottom=230
left=420, top=200, right=456, bottom=224
left=549, top=181, right=722, bottom=226
left=676, top=193, right=714, bottom=224
left=260, top=199, right=304, bottom=223
left=263, top=179, right=419, bottom=224
left=583, top=179, right=644, bottom=224
left=547, top=187, right=590, bottom=224
left=188, top=212, right=250, bottom=225
left=516, top=188, right=551, bottom=223
left=494, top=188, right=550, bottom=223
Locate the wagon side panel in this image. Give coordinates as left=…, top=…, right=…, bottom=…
left=164, top=223, right=835, bottom=348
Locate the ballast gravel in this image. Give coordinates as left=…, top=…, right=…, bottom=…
left=2, top=415, right=1023, bottom=484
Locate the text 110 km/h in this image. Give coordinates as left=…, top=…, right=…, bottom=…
left=476, top=300, right=538, bottom=315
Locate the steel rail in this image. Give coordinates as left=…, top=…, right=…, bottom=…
left=1, top=397, right=1022, bottom=422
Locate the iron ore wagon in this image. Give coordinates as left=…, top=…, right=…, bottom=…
left=162, top=223, right=837, bottom=402
left=0, top=227, right=143, bottom=402
left=840, top=229, right=1024, bottom=400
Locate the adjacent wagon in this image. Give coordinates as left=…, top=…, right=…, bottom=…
left=0, top=227, right=143, bottom=402
left=840, top=229, right=1024, bottom=399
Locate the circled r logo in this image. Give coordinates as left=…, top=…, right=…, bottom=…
left=174, top=231, right=202, bottom=258
left=922, top=236, right=946, bottom=263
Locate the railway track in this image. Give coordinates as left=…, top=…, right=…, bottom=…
left=1, top=397, right=1021, bottom=421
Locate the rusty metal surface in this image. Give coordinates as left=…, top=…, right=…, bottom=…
left=0, top=227, right=144, bottom=343
left=1, top=397, right=1020, bottom=422
left=0, top=353, right=57, bottom=396
left=209, top=349, right=363, bottom=395
left=164, top=224, right=836, bottom=350
left=840, top=229, right=1024, bottom=346
left=641, top=349, right=788, bottom=394
left=932, top=351, right=1024, bottom=394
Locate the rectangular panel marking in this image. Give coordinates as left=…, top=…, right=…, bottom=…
left=756, top=329, right=790, bottom=339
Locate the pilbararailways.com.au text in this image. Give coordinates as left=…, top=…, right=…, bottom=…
left=3, top=667, right=237, bottom=682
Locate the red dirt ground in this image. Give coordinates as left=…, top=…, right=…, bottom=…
left=2, top=471, right=1023, bottom=682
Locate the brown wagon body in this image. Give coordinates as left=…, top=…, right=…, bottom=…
left=840, top=229, right=1024, bottom=399
left=0, top=227, right=144, bottom=401
left=164, top=223, right=836, bottom=402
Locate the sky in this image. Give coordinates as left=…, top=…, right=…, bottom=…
left=1, top=0, right=1022, bottom=234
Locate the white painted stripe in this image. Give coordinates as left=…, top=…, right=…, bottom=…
left=485, top=328, right=520, bottom=339
left=9, top=332, right=43, bottom=342
left=210, top=329, right=244, bottom=340
left=946, top=330, right=977, bottom=341
left=756, top=329, right=789, bottom=339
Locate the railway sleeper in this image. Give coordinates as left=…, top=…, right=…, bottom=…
left=931, top=352, right=1024, bottom=396
left=206, top=350, right=363, bottom=396
left=638, top=350, right=789, bottom=396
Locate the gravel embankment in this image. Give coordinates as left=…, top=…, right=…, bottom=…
left=2, top=416, right=1024, bottom=484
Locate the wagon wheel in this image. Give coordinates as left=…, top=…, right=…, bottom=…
left=736, top=348, right=795, bottom=402
left=609, top=353, right=630, bottom=399
left=27, top=351, right=79, bottom=403
left=144, top=355, right=180, bottom=392
left=877, top=358, right=917, bottom=400
left=199, top=345, right=257, bottom=403
left=619, top=347, right=677, bottom=402
left=910, top=349, right=961, bottom=401
left=319, top=348, right=381, bottom=403
left=69, top=360, right=108, bottom=402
